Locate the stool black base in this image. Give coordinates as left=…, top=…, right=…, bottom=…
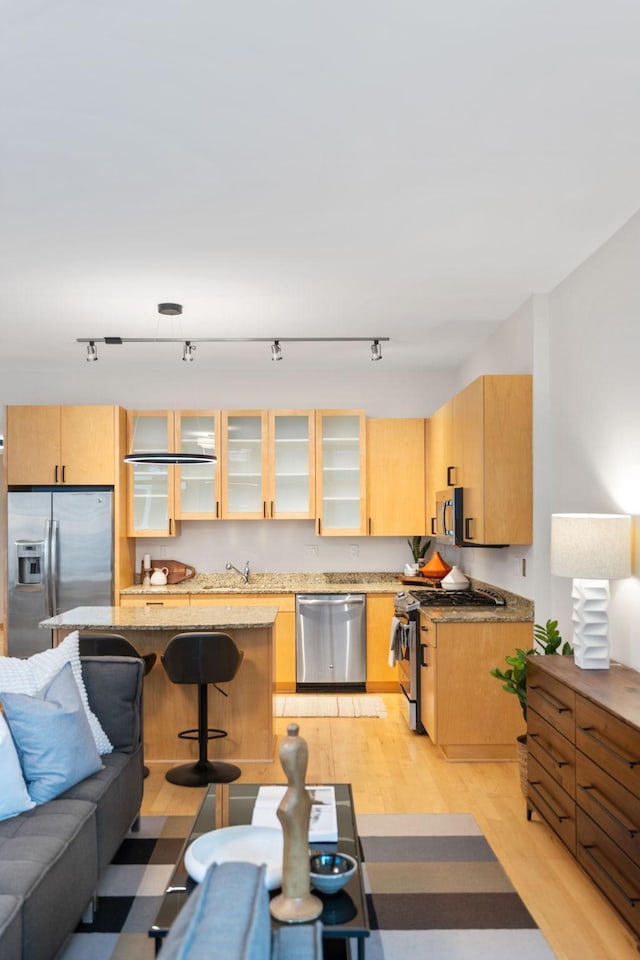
left=165, top=760, right=241, bottom=787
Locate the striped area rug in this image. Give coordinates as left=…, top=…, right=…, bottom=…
left=274, top=695, right=388, bottom=717
left=58, top=812, right=555, bottom=960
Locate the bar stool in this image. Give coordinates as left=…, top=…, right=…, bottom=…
left=162, top=632, right=244, bottom=787
left=78, top=634, right=157, bottom=778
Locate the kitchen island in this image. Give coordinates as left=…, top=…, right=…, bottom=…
left=40, top=605, right=278, bottom=766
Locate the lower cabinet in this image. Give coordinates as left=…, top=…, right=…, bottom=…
left=419, top=614, right=530, bottom=760
left=527, top=656, right=640, bottom=943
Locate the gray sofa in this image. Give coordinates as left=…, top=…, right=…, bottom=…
left=0, top=656, right=144, bottom=960
left=158, top=861, right=323, bottom=960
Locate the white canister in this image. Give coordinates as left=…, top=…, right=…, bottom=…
left=440, top=565, right=470, bottom=590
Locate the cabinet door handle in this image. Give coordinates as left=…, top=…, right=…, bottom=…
left=579, top=842, right=640, bottom=906
left=446, top=466, right=456, bottom=486
left=578, top=726, right=640, bottom=768
left=368, top=517, right=372, bottom=535
left=263, top=501, right=267, bottom=518
left=215, top=500, right=219, bottom=519
left=61, top=464, right=66, bottom=482
left=528, top=686, right=571, bottom=713
left=431, top=517, right=436, bottom=535
left=528, top=732, right=568, bottom=768
left=464, top=517, right=474, bottom=541
left=578, top=784, right=639, bottom=837
left=168, top=518, right=173, bottom=535
left=54, top=465, right=59, bottom=483
left=316, top=518, right=322, bottom=535
left=528, top=781, right=570, bottom=822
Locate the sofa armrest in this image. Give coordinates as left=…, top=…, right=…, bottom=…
left=81, top=656, right=143, bottom=753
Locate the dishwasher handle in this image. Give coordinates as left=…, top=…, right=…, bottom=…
left=297, top=595, right=365, bottom=606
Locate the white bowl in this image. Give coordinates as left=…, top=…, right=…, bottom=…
left=184, top=826, right=283, bottom=889
left=309, top=851, right=357, bottom=895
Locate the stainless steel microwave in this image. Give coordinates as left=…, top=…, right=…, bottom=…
left=433, top=487, right=464, bottom=545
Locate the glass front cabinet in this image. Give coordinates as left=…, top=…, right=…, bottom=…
left=315, top=410, right=366, bottom=535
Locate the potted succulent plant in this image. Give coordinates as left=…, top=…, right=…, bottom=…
left=490, top=619, right=573, bottom=794
left=407, top=536, right=432, bottom=565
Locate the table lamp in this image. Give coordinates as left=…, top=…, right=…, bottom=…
left=550, top=513, right=631, bottom=669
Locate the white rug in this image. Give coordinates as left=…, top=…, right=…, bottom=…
left=274, top=695, right=387, bottom=718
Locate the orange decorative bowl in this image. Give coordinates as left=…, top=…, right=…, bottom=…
left=419, top=551, right=452, bottom=581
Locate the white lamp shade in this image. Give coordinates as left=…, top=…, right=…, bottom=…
left=551, top=513, right=631, bottom=580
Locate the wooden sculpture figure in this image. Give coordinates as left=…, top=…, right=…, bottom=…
left=269, top=723, right=323, bottom=923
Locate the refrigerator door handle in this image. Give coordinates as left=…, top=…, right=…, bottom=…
left=50, top=519, right=59, bottom=616
left=43, top=519, right=53, bottom=617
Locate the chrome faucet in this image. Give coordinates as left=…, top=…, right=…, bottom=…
left=226, top=560, right=250, bottom=584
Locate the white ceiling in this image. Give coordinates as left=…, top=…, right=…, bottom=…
left=2, top=0, right=640, bottom=378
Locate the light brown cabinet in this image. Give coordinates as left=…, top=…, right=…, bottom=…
left=7, top=405, right=118, bottom=486
left=419, top=612, right=530, bottom=760
left=527, top=656, right=640, bottom=944
left=426, top=374, right=532, bottom=546
left=366, top=419, right=426, bottom=536
left=365, top=594, right=401, bottom=692
left=315, top=410, right=366, bottom=536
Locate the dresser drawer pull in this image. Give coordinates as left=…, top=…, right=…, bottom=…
left=579, top=726, right=640, bottom=768
left=528, top=732, right=569, bottom=768
left=528, top=686, right=570, bottom=713
left=528, top=781, right=570, bottom=822
left=579, top=784, right=639, bottom=838
left=579, top=843, right=640, bottom=906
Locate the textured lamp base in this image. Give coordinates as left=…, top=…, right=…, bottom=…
left=572, top=578, right=610, bottom=670
left=165, top=760, right=241, bottom=787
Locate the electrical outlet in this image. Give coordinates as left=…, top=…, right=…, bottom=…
left=158, top=546, right=169, bottom=558
left=521, top=558, right=527, bottom=577
left=349, top=544, right=359, bottom=559
left=305, top=545, right=318, bottom=559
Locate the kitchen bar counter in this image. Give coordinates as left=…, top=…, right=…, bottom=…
left=40, top=605, right=278, bottom=766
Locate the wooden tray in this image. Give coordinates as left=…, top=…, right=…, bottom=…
left=150, top=559, right=196, bottom=584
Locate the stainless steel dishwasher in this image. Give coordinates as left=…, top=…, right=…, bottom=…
left=295, top=593, right=366, bottom=689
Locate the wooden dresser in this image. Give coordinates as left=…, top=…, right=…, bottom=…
left=527, top=656, right=640, bottom=941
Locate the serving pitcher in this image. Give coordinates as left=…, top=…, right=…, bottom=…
left=150, top=567, right=169, bottom=585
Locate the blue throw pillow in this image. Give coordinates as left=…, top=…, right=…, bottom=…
left=0, top=662, right=104, bottom=804
left=0, top=711, right=35, bottom=820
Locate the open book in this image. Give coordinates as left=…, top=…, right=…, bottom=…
left=250, top=785, right=338, bottom=842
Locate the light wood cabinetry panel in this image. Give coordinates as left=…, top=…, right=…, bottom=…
left=527, top=656, right=640, bottom=945
left=267, top=411, right=316, bottom=519
left=426, top=375, right=532, bottom=546
left=365, top=594, right=401, bottom=692
left=191, top=594, right=296, bottom=692
left=7, top=405, right=117, bottom=486
left=220, top=411, right=269, bottom=519
left=126, top=411, right=178, bottom=537
left=173, top=411, right=221, bottom=520
left=315, top=410, right=366, bottom=536
left=366, top=419, right=426, bottom=536
left=420, top=613, right=530, bottom=760
left=120, top=596, right=191, bottom=608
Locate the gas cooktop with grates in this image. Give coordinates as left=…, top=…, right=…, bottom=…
left=410, top=587, right=506, bottom=607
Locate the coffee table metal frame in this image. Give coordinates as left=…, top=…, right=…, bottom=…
left=149, top=782, right=369, bottom=959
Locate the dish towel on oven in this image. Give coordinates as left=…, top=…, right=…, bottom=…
left=388, top=616, right=405, bottom=667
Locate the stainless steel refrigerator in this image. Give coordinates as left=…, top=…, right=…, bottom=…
left=7, top=490, right=113, bottom=656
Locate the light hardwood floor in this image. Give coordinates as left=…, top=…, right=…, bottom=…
left=142, top=693, right=640, bottom=960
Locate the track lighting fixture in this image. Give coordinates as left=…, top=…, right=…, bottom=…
left=271, top=340, right=283, bottom=361
left=86, top=341, right=98, bottom=362
left=182, top=340, right=195, bottom=362
left=370, top=339, right=382, bottom=361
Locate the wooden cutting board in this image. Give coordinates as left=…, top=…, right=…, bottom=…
left=401, top=576, right=443, bottom=586
left=150, top=559, right=196, bottom=584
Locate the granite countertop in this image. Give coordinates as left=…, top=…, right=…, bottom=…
left=40, top=604, right=279, bottom=631
left=120, top=572, right=534, bottom=623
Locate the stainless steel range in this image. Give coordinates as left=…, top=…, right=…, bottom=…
left=392, top=586, right=507, bottom=734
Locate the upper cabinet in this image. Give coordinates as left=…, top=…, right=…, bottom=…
left=174, top=411, right=221, bottom=520
left=367, top=419, right=426, bottom=536
left=426, top=374, right=533, bottom=546
left=220, top=410, right=315, bottom=519
left=6, top=405, right=117, bottom=486
left=315, top=411, right=366, bottom=536
left=126, top=411, right=177, bottom=537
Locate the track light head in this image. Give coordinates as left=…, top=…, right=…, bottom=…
left=182, top=340, right=195, bottom=362
left=370, top=339, right=382, bottom=361
left=271, top=340, right=283, bottom=361
left=158, top=303, right=183, bottom=316
left=86, top=341, right=98, bottom=362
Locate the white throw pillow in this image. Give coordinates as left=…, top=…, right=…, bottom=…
left=0, top=710, right=35, bottom=819
left=0, top=631, right=113, bottom=754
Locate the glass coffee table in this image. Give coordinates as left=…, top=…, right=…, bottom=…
left=149, top=782, right=369, bottom=959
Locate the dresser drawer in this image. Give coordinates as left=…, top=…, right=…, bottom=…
left=577, top=809, right=640, bottom=939
left=576, top=696, right=640, bottom=796
left=577, top=751, right=640, bottom=862
left=528, top=707, right=575, bottom=795
left=528, top=664, right=576, bottom=743
left=528, top=753, right=576, bottom=854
